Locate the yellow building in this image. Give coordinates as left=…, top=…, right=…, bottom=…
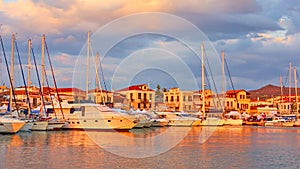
left=164, top=87, right=194, bottom=112
left=56, top=88, right=85, bottom=102
left=225, top=90, right=251, bottom=113
left=117, top=84, right=155, bottom=110
left=193, top=89, right=214, bottom=112
left=249, top=98, right=277, bottom=115
left=88, top=89, right=113, bottom=107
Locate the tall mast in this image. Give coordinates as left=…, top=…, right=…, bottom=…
left=86, top=31, right=90, bottom=100
left=280, top=75, right=283, bottom=103
left=10, top=34, right=15, bottom=113
left=41, top=35, right=45, bottom=93
left=15, top=39, right=32, bottom=115
left=0, top=35, right=19, bottom=117
left=289, top=62, right=292, bottom=102
left=32, top=48, right=47, bottom=116
left=201, top=42, right=205, bottom=116
left=221, top=50, right=225, bottom=111
left=95, top=52, right=99, bottom=91
left=27, top=39, right=31, bottom=89
left=294, top=68, right=298, bottom=118
left=95, top=52, right=104, bottom=104
left=44, top=39, right=65, bottom=119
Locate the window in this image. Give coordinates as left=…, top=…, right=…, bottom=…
left=177, top=96, right=179, bottom=101
left=144, top=93, right=147, bottom=100
left=138, top=103, right=141, bottom=108
left=120, top=120, right=123, bottom=122
left=83, top=120, right=86, bottom=122
left=166, top=96, right=168, bottom=102
left=130, top=93, right=133, bottom=100
left=183, top=96, right=186, bottom=101
left=108, top=120, right=111, bottom=122
left=95, top=120, right=98, bottom=122
left=171, top=96, right=174, bottom=102
left=138, top=93, right=141, bottom=99
left=77, top=121, right=80, bottom=124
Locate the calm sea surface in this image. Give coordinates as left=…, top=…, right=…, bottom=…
left=1, top=126, right=300, bottom=169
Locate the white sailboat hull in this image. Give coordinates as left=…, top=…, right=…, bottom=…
left=47, top=121, right=65, bottom=130
left=0, top=117, right=25, bottom=134
left=133, top=119, right=153, bottom=128
left=19, top=122, right=34, bottom=132
left=167, top=119, right=194, bottom=127
left=150, top=119, right=169, bottom=127
left=224, top=119, right=243, bottom=126
left=201, top=118, right=225, bottom=126
left=31, top=121, right=48, bottom=131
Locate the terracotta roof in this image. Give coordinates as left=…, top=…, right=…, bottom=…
left=226, top=89, right=249, bottom=95
left=56, top=88, right=85, bottom=93
left=117, top=84, right=154, bottom=92
left=88, top=89, right=112, bottom=93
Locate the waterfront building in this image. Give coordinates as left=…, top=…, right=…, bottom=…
left=163, top=87, right=194, bottom=112
left=249, top=98, right=277, bottom=115
left=193, top=89, right=214, bottom=112
left=0, top=86, right=41, bottom=108
left=0, top=85, right=8, bottom=104
left=88, top=89, right=113, bottom=107
left=56, top=88, right=85, bottom=102
left=117, top=84, right=155, bottom=110
left=224, top=90, right=251, bottom=114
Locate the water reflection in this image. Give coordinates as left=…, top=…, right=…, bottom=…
left=0, top=127, right=300, bottom=168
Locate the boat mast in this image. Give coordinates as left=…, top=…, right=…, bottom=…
left=15, top=39, right=32, bottom=115
left=0, top=35, right=19, bottom=117
left=10, top=34, right=14, bottom=113
left=201, top=42, right=205, bottom=116
left=95, top=52, right=105, bottom=104
left=289, top=62, right=292, bottom=103
left=27, top=39, right=31, bottom=89
left=95, top=51, right=99, bottom=92
left=44, top=39, right=65, bottom=119
left=41, top=35, right=45, bottom=93
left=86, top=31, right=90, bottom=100
left=221, top=50, right=225, bottom=112
left=32, top=48, right=47, bottom=117
left=280, top=75, right=283, bottom=103
left=294, top=68, right=298, bottom=119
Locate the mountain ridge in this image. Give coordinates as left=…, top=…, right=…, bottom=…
left=248, top=84, right=300, bottom=99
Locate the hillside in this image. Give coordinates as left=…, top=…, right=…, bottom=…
left=248, top=84, right=300, bottom=99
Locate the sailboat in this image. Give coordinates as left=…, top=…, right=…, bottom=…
left=46, top=32, right=135, bottom=130
left=0, top=35, right=25, bottom=133
left=221, top=51, right=243, bottom=126
left=199, top=43, right=224, bottom=126
left=293, top=67, right=300, bottom=127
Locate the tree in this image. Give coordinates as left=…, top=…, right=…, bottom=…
left=156, top=84, right=161, bottom=91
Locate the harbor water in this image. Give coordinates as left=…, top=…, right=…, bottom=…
left=1, top=126, right=300, bottom=169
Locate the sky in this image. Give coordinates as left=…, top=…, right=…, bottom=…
left=0, top=0, right=300, bottom=92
